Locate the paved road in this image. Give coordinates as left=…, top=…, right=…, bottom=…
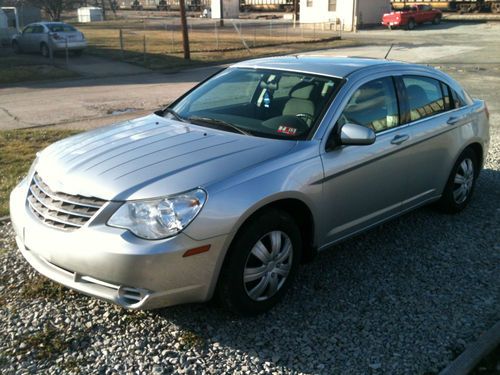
left=0, top=64, right=223, bottom=130
left=0, top=21, right=499, bottom=131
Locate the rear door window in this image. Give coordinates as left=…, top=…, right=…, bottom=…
left=402, top=76, right=447, bottom=122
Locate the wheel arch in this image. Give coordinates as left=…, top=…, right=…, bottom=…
left=466, top=142, right=484, bottom=172
left=236, top=198, right=316, bottom=263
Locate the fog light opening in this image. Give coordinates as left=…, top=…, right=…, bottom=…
left=118, top=286, right=148, bottom=306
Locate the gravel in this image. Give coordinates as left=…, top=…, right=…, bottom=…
left=1, top=79, right=500, bottom=375
left=1, top=138, right=499, bottom=374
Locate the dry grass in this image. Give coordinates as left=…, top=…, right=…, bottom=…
left=0, top=56, right=78, bottom=84
left=0, top=129, right=80, bottom=217
left=76, top=19, right=352, bottom=70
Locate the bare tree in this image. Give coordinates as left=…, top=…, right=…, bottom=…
left=26, top=0, right=77, bottom=21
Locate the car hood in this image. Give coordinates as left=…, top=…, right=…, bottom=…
left=35, top=114, right=297, bottom=200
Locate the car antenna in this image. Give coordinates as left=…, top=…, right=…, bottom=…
left=384, top=44, right=394, bottom=60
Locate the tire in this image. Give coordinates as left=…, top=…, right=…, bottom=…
left=407, top=19, right=416, bottom=30
left=216, top=209, right=302, bottom=315
left=12, top=40, right=21, bottom=54
left=73, top=49, right=83, bottom=56
left=433, top=15, right=441, bottom=25
left=40, top=43, right=50, bottom=58
left=437, top=148, right=478, bottom=214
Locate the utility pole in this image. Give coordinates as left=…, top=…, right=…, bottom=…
left=219, top=0, right=224, bottom=27
left=179, top=0, right=191, bottom=59
left=293, top=0, right=298, bottom=25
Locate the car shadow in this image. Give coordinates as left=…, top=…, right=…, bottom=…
left=148, top=167, right=500, bottom=374
left=0, top=46, right=225, bottom=90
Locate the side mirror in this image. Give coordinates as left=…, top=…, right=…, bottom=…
left=340, top=123, right=376, bottom=146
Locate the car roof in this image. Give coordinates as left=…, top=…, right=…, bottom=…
left=38, top=21, right=68, bottom=25
left=231, top=56, right=412, bottom=79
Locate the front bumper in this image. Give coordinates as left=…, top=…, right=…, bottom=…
left=9, top=179, right=231, bottom=310
left=382, top=21, right=401, bottom=27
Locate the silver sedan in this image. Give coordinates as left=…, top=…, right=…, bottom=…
left=12, top=22, right=87, bottom=57
left=9, top=57, right=490, bottom=315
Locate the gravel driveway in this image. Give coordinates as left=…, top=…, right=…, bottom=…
left=1, top=67, right=500, bottom=374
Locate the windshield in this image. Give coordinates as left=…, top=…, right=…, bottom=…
left=47, top=23, right=77, bottom=32
left=169, top=68, right=341, bottom=140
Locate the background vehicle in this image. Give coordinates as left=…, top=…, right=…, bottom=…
left=156, top=0, right=170, bottom=10
left=383, top=5, right=442, bottom=29
left=391, top=0, right=500, bottom=13
left=240, top=0, right=294, bottom=12
left=11, top=22, right=86, bottom=57
left=131, top=0, right=144, bottom=10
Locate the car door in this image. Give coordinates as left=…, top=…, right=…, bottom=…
left=319, top=75, right=414, bottom=246
left=30, top=25, right=46, bottom=52
left=395, top=75, right=473, bottom=210
left=422, top=6, right=433, bottom=22
left=18, top=25, right=34, bottom=51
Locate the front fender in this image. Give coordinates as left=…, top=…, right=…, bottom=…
left=184, top=148, right=324, bottom=242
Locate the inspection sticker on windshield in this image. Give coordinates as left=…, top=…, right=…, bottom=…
left=277, top=126, right=297, bottom=135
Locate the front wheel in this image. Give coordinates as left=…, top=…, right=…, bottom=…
left=437, top=148, right=478, bottom=213
left=407, top=19, right=416, bottom=30
left=433, top=15, right=441, bottom=25
left=216, top=209, right=302, bottom=315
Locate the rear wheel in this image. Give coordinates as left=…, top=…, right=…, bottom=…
left=437, top=148, right=478, bottom=213
left=433, top=15, right=441, bottom=25
left=407, top=19, right=416, bottom=30
left=216, top=209, right=302, bottom=315
left=12, top=40, right=21, bottom=54
left=40, top=43, right=50, bottom=58
left=73, top=49, right=83, bottom=56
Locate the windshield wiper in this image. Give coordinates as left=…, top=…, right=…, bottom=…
left=163, top=108, right=188, bottom=123
left=188, top=116, right=250, bottom=136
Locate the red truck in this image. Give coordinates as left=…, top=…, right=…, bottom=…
left=382, top=5, right=442, bottom=30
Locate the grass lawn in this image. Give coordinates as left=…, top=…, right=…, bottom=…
left=0, top=56, right=79, bottom=84
left=0, top=129, right=80, bottom=217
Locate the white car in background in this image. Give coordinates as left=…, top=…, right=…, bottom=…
left=12, top=21, right=87, bottom=57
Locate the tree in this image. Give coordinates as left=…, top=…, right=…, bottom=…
left=27, top=0, right=77, bottom=21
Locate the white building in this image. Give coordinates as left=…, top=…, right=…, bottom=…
left=300, top=0, right=391, bottom=31
left=211, top=0, right=239, bottom=19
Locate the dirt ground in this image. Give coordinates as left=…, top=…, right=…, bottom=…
left=0, top=21, right=499, bottom=131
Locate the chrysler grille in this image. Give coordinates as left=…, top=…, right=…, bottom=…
left=27, top=172, right=106, bottom=230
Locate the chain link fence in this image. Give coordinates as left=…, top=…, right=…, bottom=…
left=71, top=17, right=342, bottom=68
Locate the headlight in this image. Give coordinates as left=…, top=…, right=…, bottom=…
left=108, top=189, right=207, bottom=240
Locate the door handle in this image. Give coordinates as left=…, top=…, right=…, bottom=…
left=447, top=116, right=461, bottom=125
left=391, top=134, right=409, bottom=145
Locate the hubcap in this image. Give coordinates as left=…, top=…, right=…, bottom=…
left=453, top=158, right=474, bottom=204
left=243, top=231, right=293, bottom=302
